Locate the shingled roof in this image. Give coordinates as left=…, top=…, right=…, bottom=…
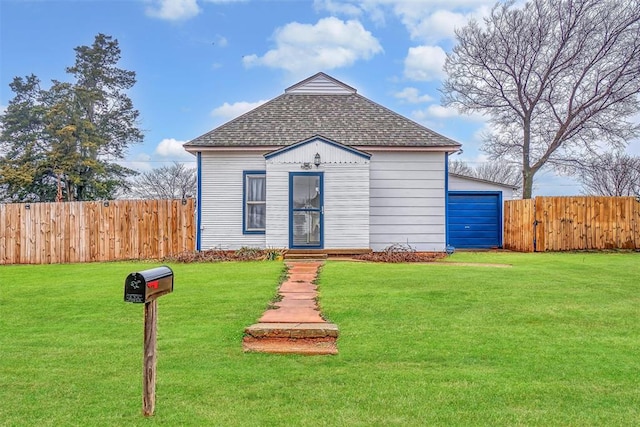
left=184, top=73, right=461, bottom=150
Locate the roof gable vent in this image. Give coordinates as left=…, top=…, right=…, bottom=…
left=285, top=72, right=356, bottom=95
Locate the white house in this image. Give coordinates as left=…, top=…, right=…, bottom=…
left=184, top=73, right=509, bottom=253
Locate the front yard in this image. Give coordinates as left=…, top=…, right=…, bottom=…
left=1, top=252, right=638, bottom=425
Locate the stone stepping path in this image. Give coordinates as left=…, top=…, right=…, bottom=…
left=243, top=261, right=338, bottom=355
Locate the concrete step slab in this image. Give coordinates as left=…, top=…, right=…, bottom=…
left=284, top=254, right=328, bottom=260
left=287, top=264, right=322, bottom=270
left=244, top=322, right=339, bottom=338
left=242, top=337, right=337, bottom=355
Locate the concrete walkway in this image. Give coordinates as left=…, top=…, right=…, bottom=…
left=243, top=261, right=339, bottom=355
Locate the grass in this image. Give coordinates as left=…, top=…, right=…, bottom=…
left=1, top=252, right=639, bottom=426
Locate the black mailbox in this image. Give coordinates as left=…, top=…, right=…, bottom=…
left=124, top=266, right=174, bottom=303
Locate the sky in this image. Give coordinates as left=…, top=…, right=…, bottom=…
left=1, top=0, right=638, bottom=196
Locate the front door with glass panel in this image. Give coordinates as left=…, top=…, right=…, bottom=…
left=290, top=172, right=323, bottom=249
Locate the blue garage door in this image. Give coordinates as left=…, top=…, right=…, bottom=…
left=448, top=192, right=502, bottom=249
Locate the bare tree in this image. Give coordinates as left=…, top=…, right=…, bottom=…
left=474, top=161, right=523, bottom=190
left=128, top=162, right=196, bottom=199
left=449, top=159, right=522, bottom=192
left=448, top=159, right=474, bottom=176
left=577, top=151, right=640, bottom=196
left=443, top=0, right=640, bottom=198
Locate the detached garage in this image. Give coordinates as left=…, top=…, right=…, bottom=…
left=447, top=173, right=518, bottom=249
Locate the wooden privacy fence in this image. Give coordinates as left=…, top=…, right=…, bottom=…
left=504, top=196, right=640, bottom=252
left=0, top=199, right=196, bottom=264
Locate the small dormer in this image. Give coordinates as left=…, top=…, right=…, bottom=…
left=285, top=72, right=357, bottom=95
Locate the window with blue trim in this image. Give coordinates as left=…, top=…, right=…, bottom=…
left=244, top=172, right=266, bottom=233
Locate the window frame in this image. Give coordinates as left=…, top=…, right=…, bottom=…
left=243, top=170, right=266, bottom=234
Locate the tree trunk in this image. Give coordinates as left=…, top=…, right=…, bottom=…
left=522, top=118, right=534, bottom=199
left=522, top=169, right=534, bottom=199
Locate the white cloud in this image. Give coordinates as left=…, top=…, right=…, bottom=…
left=154, top=138, right=193, bottom=161
left=412, top=104, right=486, bottom=122
left=454, top=151, right=491, bottom=167
left=123, top=149, right=196, bottom=176
left=313, top=0, right=363, bottom=17
left=318, top=1, right=494, bottom=42
left=393, top=87, right=433, bottom=104
left=471, top=122, right=493, bottom=143
left=403, top=9, right=470, bottom=42
left=392, top=3, right=493, bottom=42
left=121, top=153, right=154, bottom=173
left=213, top=35, right=228, bottom=47
left=211, top=100, right=268, bottom=120
left=315, top=0, right=387, bottom=25
left=242, top=17, right=383, bottom=75
left=145, top=0, right=200, bottom=21
left=425, top=104, right=463, bottom=119
left=403, top=45, right=447, bottom=81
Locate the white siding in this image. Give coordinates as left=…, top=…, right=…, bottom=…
left=324, top=164, right=369, bottom=249
left=369, top=152, right=447, bottom=252
left=200, top=152, right=266, bottom=250
left=449, top=175, right=517, bottom=200
left=264, top=165, right=288, bottom=248
left=266, top=138, right=369, bottom=249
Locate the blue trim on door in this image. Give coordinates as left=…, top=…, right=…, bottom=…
left=242, top=170, right=266, bottom=235
left=289, top=172, right=324, bottom=249
left=447, top=191, right=503, bottom=248
left=196, top=152, right=202, bottom=251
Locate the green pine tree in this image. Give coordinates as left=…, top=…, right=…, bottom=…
left=0, top=34, right=142, bottom=202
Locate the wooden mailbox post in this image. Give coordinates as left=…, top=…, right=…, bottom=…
left=124, top=266, right=174, bottom=417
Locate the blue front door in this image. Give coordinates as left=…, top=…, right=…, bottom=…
left=289, top=172, right=323, bottom=249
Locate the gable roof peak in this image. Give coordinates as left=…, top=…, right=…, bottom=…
left=285, top=72, right=356, bottom=95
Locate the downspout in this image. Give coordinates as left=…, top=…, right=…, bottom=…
left=444, top=152, right=450, bottom=251
left=196, top=151, right=202, bottom=252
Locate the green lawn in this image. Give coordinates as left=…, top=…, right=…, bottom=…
left=1, top=252, right=639, bottom=426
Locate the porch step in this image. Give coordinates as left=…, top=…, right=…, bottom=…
left=244, top=322, right=339, bottom=339
left=284, top=253, right=328, bottom=260
left=242, top=337, right=338, bottom=355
